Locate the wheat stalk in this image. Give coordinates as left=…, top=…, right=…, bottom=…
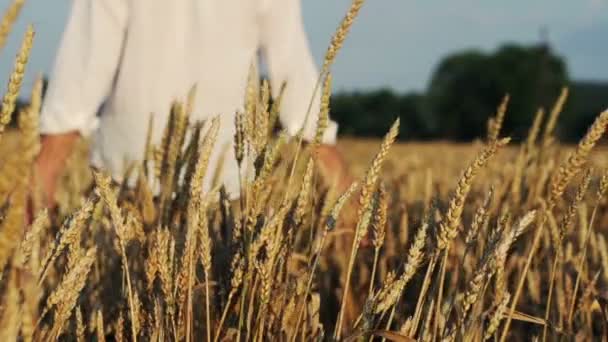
left=437, top=138, right=510, bottom=251
left=335, top=119, right=399, bottom=339
left=0, top=24, right=34, bottom=139
left=374, top=221, right=427, bottom=314
left=45, top=247, right=96, bottom=340
left=368, top=183, right=388, bottom=297
left=0, top=0, right=25, bottom=53
left=322, top=0, right=366, bottom=73
left=93, top=172, right=138, bottom=342
left=541, top=87, right=569, bottom=148
left=501, top=111, right=608, bottom=341
left=487, top=94, right=510, bottom=142
left=293, top=181, right=359, bottom=341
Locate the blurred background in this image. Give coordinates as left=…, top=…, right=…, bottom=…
left=1, top=0, right=607, bottom=142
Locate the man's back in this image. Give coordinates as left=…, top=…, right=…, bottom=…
left=40, top=0, right=337, bottom=198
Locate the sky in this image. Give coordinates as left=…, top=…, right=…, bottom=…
left=0, top=0, right=607, bottom=94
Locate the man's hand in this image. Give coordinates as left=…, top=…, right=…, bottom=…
left=33, top=131, right=80, bottom=209
left=314, top=144, right=374, bottom=248
left=314, top=144, right=354, bottom=194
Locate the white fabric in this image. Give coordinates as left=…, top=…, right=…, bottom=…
left=40, top=0, right=338, bottom=198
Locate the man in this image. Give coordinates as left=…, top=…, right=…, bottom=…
left=35, top=0, right=352, bottom=205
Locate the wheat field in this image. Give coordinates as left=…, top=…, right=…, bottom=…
left=1, top=0, right=608, bottom=341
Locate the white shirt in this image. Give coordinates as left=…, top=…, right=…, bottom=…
left=40, top=0, right=338, bottom=198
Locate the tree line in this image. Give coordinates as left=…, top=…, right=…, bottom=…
left=330, top=43, right=607, bottom=142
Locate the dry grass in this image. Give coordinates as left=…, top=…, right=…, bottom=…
left=2, top=0, right=608, bottom=341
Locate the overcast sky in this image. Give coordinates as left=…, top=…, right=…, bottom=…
left=0, top=0, right=607, bottom=94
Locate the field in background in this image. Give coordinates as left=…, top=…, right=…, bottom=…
left=3, top=124, right=608, bottom=341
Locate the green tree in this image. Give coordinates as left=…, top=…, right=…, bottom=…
left=561, top=81, right=608, bottom=142
left=427, top=43, right=569, bottom=141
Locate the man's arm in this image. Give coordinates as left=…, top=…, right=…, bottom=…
left=259, top=0, right=353, bottom=192
left=36, top=0, right=128, bottom=206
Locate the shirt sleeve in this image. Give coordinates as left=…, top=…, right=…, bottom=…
left=258, top=0, right=338, bottom=145
left=39, top=0, right=129, bottom=137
